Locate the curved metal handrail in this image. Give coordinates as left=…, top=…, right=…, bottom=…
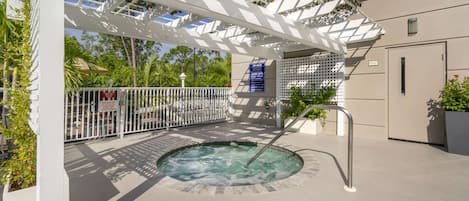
left=245, top=104, right=356, bottom=192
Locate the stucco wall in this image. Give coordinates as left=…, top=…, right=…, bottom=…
left=231, top=1, right=469, bottom=139
left=230, top=55, right=277, bottom=126
left=343, top=1, right=469, bottom=139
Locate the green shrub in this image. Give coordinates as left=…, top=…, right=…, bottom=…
left=441, top=75, right=469, bottom=112
left=282, top=85, right=337, bottom=120
left=1, top=1, right=36, bottom=191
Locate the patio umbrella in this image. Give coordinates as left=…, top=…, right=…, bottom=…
left=73, top=58, right=108, bottom=74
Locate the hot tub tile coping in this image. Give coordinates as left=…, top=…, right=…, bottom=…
left=156, top=140, right=320, bottom=195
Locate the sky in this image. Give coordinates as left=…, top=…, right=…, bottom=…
left=65, top=28, right=226, bottom=58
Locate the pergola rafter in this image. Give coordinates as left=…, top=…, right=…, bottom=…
left=192, top=20, right=224, bottom=34
left=141, top=5, right=172, bottom=22
left=266, top=0, right=318, bottom=14
left=210, top=25, right=250, bottom=39
left=174, top=13, right=206, bottom=28
left=285, top=0, right=346, bottom=22
left=96, top=0, right=125, bottom=13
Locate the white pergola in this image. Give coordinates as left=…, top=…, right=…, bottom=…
left=33, top=0, right=384, bottom=200
left=63, top=0, right=384, bottom=59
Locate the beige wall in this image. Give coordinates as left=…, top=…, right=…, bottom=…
left=230, top=55, right=277, bottom=126
left=344, top=1, right=469, bottom=139
left=231, top=1, right=469, bottom=139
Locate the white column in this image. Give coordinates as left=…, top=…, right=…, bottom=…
left=337, top=55, right=346, bottom=136
left=32, top=0, right=66, bottom=200
left=275, top=59, right=282, bottom=128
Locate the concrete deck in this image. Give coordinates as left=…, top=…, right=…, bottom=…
left=65, top=122, right=469, bottom=201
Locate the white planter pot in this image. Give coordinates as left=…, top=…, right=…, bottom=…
left=3, top=169, right=69, bottom=201
left=3, top=182, right=36, bottom=201
left=445, top=111, right=469, bottom=156
left=285, top=118, right=323, bottom=135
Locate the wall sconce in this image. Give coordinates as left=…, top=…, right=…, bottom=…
left=408, top=18, right=418, bottom=35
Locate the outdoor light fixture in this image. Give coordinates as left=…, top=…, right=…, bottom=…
left=179, top=73, right=187, bottom=88
left=408, top=18, right=418, bottom=35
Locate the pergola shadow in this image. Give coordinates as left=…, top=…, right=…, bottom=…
left=65, top=122, right=281, bottom=201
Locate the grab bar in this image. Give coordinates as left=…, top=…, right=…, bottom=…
left=245, top=104, right=356, bottom=192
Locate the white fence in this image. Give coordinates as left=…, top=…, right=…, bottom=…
left=64, top=87, right=231, bottom=142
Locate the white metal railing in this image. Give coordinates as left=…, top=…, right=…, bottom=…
left=64, top=87, right=231, bottom=142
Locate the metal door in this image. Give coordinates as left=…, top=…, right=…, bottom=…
left=388, top=43, right=446, bottom=144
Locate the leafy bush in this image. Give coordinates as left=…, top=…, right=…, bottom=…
left=282, top=85, right=337, bottom=120
left=0, top=1, right=36, bottom=191
left=441, top=75, right=469, bottom=112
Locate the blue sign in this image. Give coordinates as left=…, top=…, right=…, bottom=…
left=249, top=63, right=265, bottom=92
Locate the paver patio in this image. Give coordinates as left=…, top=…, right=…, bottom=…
left=65, top=122, right=469, bottom=201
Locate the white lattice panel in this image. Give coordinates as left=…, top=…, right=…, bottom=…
left=278, top=53, right=345, bottom=104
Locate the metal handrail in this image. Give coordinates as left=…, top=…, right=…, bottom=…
left=245, top=104, right=356, bottom=192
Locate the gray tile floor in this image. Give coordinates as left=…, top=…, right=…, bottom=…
left=64, top=122, right=469, bottom=201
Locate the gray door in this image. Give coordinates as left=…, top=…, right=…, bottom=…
left=388, top=43, right=446, bottom=144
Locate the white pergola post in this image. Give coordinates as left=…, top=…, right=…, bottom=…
left=30, top=0, right=66, bottom=200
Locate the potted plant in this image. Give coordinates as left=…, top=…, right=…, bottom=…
left=441, top=74, right=469, bottom=155
left=282, top=85, right=336, bottom=135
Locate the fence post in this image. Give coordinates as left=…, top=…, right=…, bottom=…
left=165, top=88, right=170, bottom=130
left=118, top=89, right=126, bottom=139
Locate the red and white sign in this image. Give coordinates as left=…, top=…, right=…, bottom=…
left=100, top=91, right=117, bottom=100
left=98, top=100, right=119, bottom=112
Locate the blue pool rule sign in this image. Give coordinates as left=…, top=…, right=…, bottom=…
left=249, top=63, right=265, bottom=92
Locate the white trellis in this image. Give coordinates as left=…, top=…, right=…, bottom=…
left=277, top=53, right=345, bottom=135
left=278, top=53, right=345, bottom=102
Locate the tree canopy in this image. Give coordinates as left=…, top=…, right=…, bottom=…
left=65, top=32, right=231, bottom=88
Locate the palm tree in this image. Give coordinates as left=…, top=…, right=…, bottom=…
left=142, top=54, right=159, bottom=87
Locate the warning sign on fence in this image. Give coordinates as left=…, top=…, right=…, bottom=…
left=100, top=91, right=118, bottom=100
left=98, top=100, right=119, bottom=112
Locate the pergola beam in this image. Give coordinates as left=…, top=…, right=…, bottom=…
left=266, top=0, right=315, bottom=14
left=97, top=0, right=124, bottom=13
left=65, top=4, right=282, bottom=59
left=148, top=0, right=346, bottom=53
left=250, top=35, right=287, bottom=46
left=286, top=0, right=345, bottom=22
left=317, top=18, right=370, bottom=33
left=210, top=25, right=250, bottom=39
left=141, top=5, right=173, bottom=22
left=193, top=20, right=224, bottom=34
left=114, top=0, right=138, bottom=15
left=175, top=13, right=205, bottom=28
left=316, top=17, right=385, bottom=43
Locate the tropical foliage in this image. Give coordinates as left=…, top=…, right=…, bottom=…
left=65, top=33, right=231, bottom=88
left=282, top=85, right=337, bottom=120
left=441, top=74, right=469, bottom=112
left=0, top=0, right=36, bottom=191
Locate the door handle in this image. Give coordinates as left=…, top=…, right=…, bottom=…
left=401, top=57, right=406, bottom=95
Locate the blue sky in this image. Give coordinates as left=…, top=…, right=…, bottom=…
left=65, top=28, right=226, bottom=58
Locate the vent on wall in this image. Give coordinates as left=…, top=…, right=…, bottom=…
left=408, top=18, right=418, bottom=35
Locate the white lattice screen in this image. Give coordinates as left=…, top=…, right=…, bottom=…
left=278, top=53, right=345, bottom=104
left=277, top=53, right=346, bottom=135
